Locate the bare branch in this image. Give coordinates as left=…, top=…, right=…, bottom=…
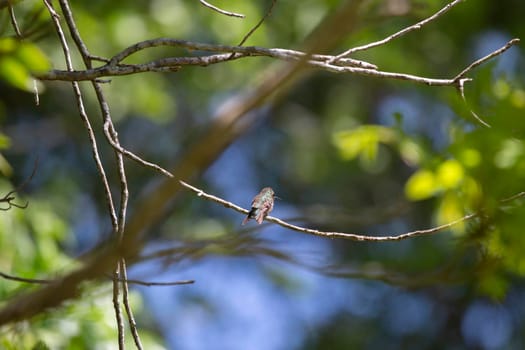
left=268, top=212, right=477, bottom=241
left=112, top=265, right=125, bottom=350
left=33, top=79, right=40, bottom=106
left=199, top=0, right=245, bottom=18
left=453, top=38, right=520, bottom=80
left=104, top=134, right=174, bottom=178
left=0, top=157, right=38, bottom=211
left=55, top=1, right=136, bottom=347
left=236, top=0, right=276, bottom=47
left=0, top=269, right=193, bottom=287
left=330, top=0, right=465, bottom=62
left=501, top=191, right=525, bottom=203
left=0, top=271, right=52, bottom=284
left=113, top=276, right=195, bottom=287
left=453, top=38, right=520, bottom=128
left=120, top=259, right=143, bottom=350
left=8, top=2, right=22, bottom=37
left=0, top=192, right=27, bottom=210
left=43, top=0, right=119, bottom=231
left=37, top=35, right=516, bottom=94
left=457, top=78, right=491, bottom=128
left=179, top=180, right=477, bottom=241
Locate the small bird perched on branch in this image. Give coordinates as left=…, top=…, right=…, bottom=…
left=242, top=187, right=275, bottom=225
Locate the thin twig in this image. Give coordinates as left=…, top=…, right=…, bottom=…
left=120, top=259, right=143, bottom=350
left=199, top=0, right=244, bottom=18
left=0, top=271, right=52, bottom=284
left=0, top=191, right=27, bottom=210
left=179, top=180, right=477, bottom=241
left=107, top=38, right=375, bottom=68
left=58, top=0, right=173, bottom=180
left=55, top=1, right=132, bottom=348
left=113, top=276, right=195, bottom=286
left=452, top=38, right=521, bottom=128
left=42, top=0, right=119, bottom=231
left=501, top=191, right=525, bottom=203
left=33, top=79, right=40, bottom=106
left=453, top=38, right=521, bottom=80
left=330, top=0, right=465, bottom=62
left=456, top=78, right=491, bottom=128
left=237, top=0, right=276, bottom=47
left=226, top=0, right=276, bottom=60
left=104, top=134, right=174, bottom=178
left=8, top=2, right=23, bottom=37
left=0, top=157, right=38, bottom=211
left=112, top=266, right=125, bottom=350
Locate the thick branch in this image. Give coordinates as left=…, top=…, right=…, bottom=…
left=37, top=38, right=520, bottom=89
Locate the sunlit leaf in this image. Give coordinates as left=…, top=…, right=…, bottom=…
left=405, top=169, right=438, bottom=200
left=436, top=159, right=464, bottom=189
left=0, top=57, right=32, bottom=91
left=459, top=148, right=481, bottom=168
left=493, top=78, right=510, bottom=99
left=16, top=43, right=51, bottom=73
left=0, top=133, right=11, bottom=149
left=399, top=139, right=424, bottom=166
left=0, top=37, right=17, bottom=54
left=0, top=153, right=13, bottom=177
left=494, top=139, right=523, bottom=169
left=436, top=192, right=465, bottom=234
left=333, top=125, right=395, bottom=161
left=511, top=89, right=525, bottom=108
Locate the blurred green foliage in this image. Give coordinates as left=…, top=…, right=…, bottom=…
left=0, top=38, right=49, bottom=91
left=0, top=180, right=165, bottom=348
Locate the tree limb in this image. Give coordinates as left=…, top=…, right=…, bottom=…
left=178, top=180, right=477, bottom=242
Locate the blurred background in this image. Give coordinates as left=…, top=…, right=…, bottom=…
left=1, top=0, right=525, bottom=349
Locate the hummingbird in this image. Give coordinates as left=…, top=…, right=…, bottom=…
left=242, top=187, right=275, bottom=225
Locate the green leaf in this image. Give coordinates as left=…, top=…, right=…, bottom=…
left=0, top=153, right=13, bottom=177
left=0, top=57, right=32, bottom=91
left=0, top=133, right=11, bottom=149
left=436, top=192, right=465, bottom=234
left=0, top=37, right=17, bottom=54
left=16, top=43, right=51, bottom=74
left=405, top=169, right=438, bottom=200
left=332, top=125, right=395, bottom=161
left=436, top=159, right=464, bottom=189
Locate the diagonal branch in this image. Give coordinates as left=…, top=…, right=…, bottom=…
left=179, top=180, right=477, bottom=241
left=452, top=38, right=521, bottom=128
left=330, top=0, right=465, bottom=62
left=42, top=0, right=119, bottom=232
left=236, top=0, right=276, bottom=47
left=453, top=38, right=521, bottom=81
left=0, top=271, right=53, bottom=284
